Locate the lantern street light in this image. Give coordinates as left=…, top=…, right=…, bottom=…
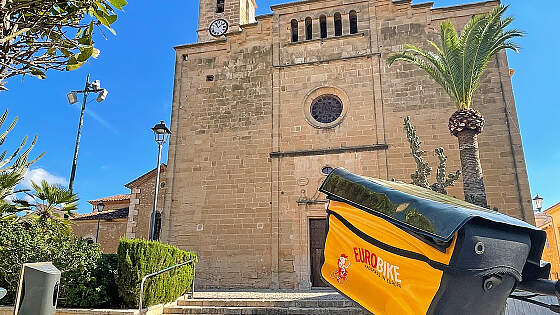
left=67, top=74, right=108, bottom=192
left=533, top=195, right=544, bottom=212
left=149, top=121, right=171, bottom=240
left=95, top=200, right=105, bottom=242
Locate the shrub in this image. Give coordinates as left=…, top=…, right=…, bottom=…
left=116, top=238, right=197, bottom=308
left=0, top=219, right=118, bottom=307
left=90, top=254, right=122, bottom=308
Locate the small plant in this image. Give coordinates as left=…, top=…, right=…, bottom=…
left=404, top=116, right=461, bottom=195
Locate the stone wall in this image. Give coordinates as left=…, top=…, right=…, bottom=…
left=163, top=18, right=274, bottom=288
left=0, top=304, right=165, bottom=315
left=126, top=170, right=166, bottom=240
left=71, top=219, right=128, bottom=253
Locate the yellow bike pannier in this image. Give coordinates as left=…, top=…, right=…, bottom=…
left=319, top=168, right=549, bottom=315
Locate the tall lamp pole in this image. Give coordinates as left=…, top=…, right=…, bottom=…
left=150, top=121, right=171, bottom=241
left=66, top=74, right=108, bottom=192
left=95, top=201, right=105, bottom=242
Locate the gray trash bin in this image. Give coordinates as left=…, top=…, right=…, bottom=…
left=14, top=262, right=61, bottom=315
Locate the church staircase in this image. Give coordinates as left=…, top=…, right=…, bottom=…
left=163, top=290, right=371, bottom=314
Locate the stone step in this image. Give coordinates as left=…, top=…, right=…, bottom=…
left=164, top=305, right=369, bottom=314
left=176, top=298, right=359, bottom=308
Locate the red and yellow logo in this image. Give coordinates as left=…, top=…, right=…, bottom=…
left=330, top=254, right=351, bottom=284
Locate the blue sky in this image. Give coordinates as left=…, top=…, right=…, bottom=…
left=1, top=0, right=558, bottom=213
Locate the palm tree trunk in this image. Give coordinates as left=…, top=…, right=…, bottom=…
left=456, top=130, right=488, bottom=208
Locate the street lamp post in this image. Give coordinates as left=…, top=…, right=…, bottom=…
left=533, top=194, right=544, bottom=212
left=67, top=74, right=108, bottom=192
left=95, top=201, right=105, bottom=242
left=149, top=121, right=171, bottom=241
left=533, top=195, right=559, bottom=276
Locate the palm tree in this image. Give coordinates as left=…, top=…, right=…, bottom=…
left=17, top=180, right=78, bottom=224
left=0, top=109, right=43, bottom=220
left=387, top=5, right=522, bottom=208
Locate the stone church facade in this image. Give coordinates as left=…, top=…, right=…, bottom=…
left=161, top=0, right=534, bottom=289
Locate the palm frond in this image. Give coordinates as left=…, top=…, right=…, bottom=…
left=26, top=180, right=79, bottom=224
left=0, top=109, right=45, bottom=221
left=387, top=5, right=522, bottom=110
left=0, top=110, right=17, bottom=146
left=388, top=44, right=458, bottom=103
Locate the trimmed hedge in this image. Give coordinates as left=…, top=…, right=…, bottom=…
left=116, top=238, right=197, bottom=308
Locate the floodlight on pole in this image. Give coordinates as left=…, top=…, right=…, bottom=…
left=149, top=120, right=171, bottom=241
left=97, top=89, right=108, bottom=102
left=67, top=74, right=108, bottom=193
left=67, top=92, right=78, bottom=104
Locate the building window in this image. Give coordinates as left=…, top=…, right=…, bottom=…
left=334, top=13, right=342, bottom=36
left=303, top=87, right=349, bottom=128
left=349, top=10, right=358, bottom=34
left=311, top=95, right=343, bottom=124
left=320, top=15, right=327, bottom=38
left=216, top=0, right=224, bottom=13
left=291, top=19, right=299, bottom=42
left=305, top=17, right=312, bottom=40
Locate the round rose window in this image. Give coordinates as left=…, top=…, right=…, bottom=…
left=310, top=95, right=343, bottom=124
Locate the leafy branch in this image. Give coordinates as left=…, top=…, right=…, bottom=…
left=0, top=0, right=127, bottom=90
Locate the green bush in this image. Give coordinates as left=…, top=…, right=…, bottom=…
left=116, top=238, right=197, bottom=308
left=89, top=254, right=122, bottom=308
left=0, top=219, right=119, bottom=308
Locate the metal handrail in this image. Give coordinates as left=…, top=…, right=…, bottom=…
left=138, top=259, right=196, bottom=313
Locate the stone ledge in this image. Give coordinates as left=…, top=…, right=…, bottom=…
left=270, top=144, right=389, bottom=158
left=0, top=307, right=137, bottom=315
left=0, top=301, right=168, bottom=315
left=284, top=32, right=366, bottom=47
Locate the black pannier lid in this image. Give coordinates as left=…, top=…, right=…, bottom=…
left=319, top=168, right=547, bottom=276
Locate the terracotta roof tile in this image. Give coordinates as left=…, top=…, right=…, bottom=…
left=88, top=194, right=130, bottom=205
left=72, top=207, right=129, bottom=221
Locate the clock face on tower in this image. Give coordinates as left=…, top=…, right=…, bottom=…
left=209, top=19, right=229, bottom=37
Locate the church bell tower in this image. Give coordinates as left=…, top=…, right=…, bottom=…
left=198, top=0, right=257, bottom=42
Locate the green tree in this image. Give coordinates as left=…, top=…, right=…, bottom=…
left=387, top=6, right=522, bottom=208
left=0, top=0, right=127, bottom=90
